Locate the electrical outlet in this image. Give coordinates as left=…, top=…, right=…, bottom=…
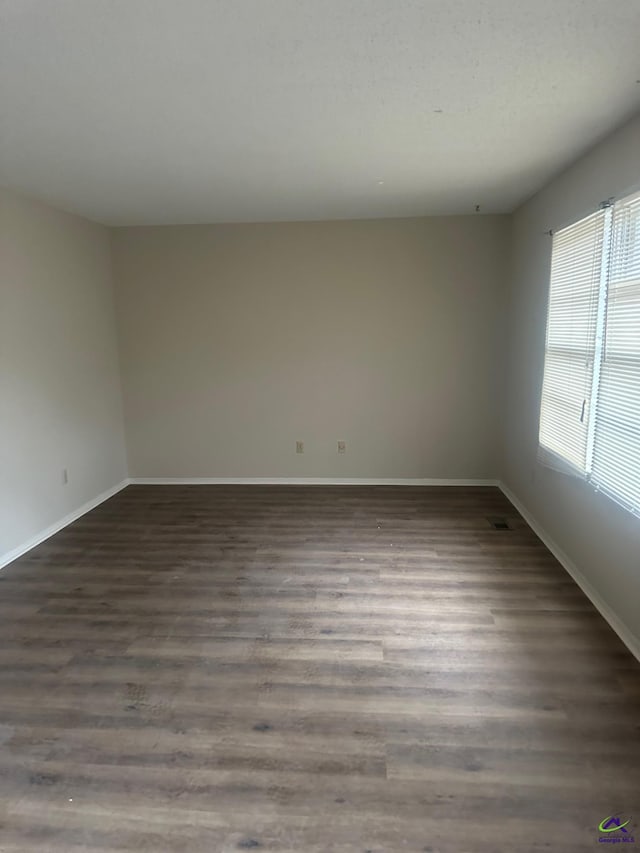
left=296, top=441, right=304, bottom=454
left=62, top=468, right=69, bottom=485
left=337, top=441, right=346, bottom=454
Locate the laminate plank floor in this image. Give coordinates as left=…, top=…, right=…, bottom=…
left=0, top=485, right=638, bottom=852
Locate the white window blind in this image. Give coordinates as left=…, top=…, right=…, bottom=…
left=539, top=189, right=640, bottom=517
left=590, top=192, right=640, bottom=514
left=538, top=209, right=605, bottom=473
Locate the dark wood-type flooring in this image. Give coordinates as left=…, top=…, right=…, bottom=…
left=0, top=485, right=639, bottom=852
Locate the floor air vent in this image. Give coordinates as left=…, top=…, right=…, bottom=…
left=487, top=517, right=512, bottom=530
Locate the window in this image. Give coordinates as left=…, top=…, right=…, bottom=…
left=539, top=189, right=640, bottom=517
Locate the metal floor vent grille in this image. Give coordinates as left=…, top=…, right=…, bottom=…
left=487, top=517, right=512, bottom=530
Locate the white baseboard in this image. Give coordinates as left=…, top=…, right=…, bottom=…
left=499, top=481, right=640, bottom=664
left=129, top=477, right=500, bottom=486
left=0, top=478, right=130, bottom=571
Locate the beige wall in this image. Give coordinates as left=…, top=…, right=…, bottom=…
left=112, top=216, right=510, bottom=479
left=4, top=139, right=640, bottom=653
left=0, top=189, right=127, bottom=562
left=502, top=113, right=640, bottom=648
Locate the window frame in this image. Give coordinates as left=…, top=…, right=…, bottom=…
left=538, top=189, right=640, bottom=519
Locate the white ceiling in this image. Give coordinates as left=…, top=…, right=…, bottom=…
left=1, top=0, right=639, bottom=226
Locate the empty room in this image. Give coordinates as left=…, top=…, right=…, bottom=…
left=1, top=1, right=640, bottom=850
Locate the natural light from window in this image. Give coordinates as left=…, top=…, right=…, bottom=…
left=539, top=189, right=640, bottom=517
